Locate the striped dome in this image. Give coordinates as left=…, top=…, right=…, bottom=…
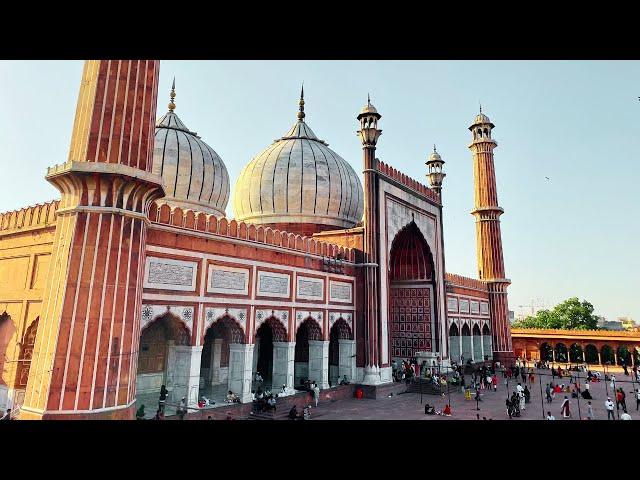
left=152, top=111, right=230, bottom=216
left=232, top=105, right=364, bottom=231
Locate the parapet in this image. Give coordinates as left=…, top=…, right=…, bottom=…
left=445, top=272, right=488, bottom=292
left=0, top=200, right=60, bottom=233
left=148, top=202, right=355, bottom=263
left=377, top=160, right=440, bottom=204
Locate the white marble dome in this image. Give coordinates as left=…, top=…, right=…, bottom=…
left=233, top=94, right=364, bottom=231
left=153, top=108, right=230, bottom=216
left=472, top=112, right=493, bottom=125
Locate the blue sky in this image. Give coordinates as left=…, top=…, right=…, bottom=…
left=0, top=60, right=638, bottom=322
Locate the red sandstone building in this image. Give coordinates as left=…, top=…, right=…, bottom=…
left=512, top=328, right=640, bottom=366
left=0, top=60, right=513, bottom=419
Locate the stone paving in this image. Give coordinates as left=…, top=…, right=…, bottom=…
left=308, top=368, right=640, bottom=421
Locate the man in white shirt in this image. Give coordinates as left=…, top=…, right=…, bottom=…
left=605, top=397, right=615, bottom=420
left=546, top=411, right=555, bottom=420
left=620, top=412, right=632, bottom=420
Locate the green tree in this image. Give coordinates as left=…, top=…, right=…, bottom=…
left=512, top=297, right=599, bottom=330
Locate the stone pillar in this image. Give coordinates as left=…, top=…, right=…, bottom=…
left=308, top=340, right=329, bottom=389
left=20, top=60, right=163, bottom=420
left=470, top=334, right=475, bottom=362
left=228, top=343, right=254, bottom=404
left=598, top=352, right=602, bottom=365
left=171, top=346, right=202, bottom=407
left=210, top=339, right=223, bottom=386
left=459, top=334, right=463, bottom=363
left=272, top=342, right=295, bottom=390
left=338, top=339, right=357, bottom=383
left=552, top=349, right=556, bottom=363
left=357, top=100, right=383, bottom=385
left=614, top=352, right=618, bottom=365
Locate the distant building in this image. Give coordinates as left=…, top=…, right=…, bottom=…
left=618, top=317, right=637, bottom=330
left=598, top=316, right=624, bottom=331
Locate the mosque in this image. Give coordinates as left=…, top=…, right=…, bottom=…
left=0, top=60, right=513, bottom=419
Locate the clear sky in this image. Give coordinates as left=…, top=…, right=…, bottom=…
left=0, top=60, right=638, bottom=322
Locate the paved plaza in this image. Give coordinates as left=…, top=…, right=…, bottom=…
left=297, top=367, right=640, bottom=421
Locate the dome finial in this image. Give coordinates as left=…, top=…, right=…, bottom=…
left=297, top=82, right=305, bottom=121
left=479, top=102, right=482, bottom=114
left=433, top=144, right=437, bottom=153
left=168, top=77, right=176, bottom=112
left=368, top=93, right=371, bottom=105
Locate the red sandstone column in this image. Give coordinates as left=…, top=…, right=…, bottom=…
left=20, top=60, right=164, bottom=420
left=357, top=98, right=383, bottom=384
left=468, top=110, right=513, bottom=366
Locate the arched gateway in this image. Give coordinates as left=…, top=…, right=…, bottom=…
left=388, top=221, right=437, bottom=363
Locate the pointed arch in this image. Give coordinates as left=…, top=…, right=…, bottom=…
left=15, top=317, right=39, bottom=389
left=389, top=220, right=434, bottom=281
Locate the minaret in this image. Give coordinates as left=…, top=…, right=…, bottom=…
left=426, top=145, right=446, bottom=199
left=357, top=95, right=383, bottom=384
left=468, top=108, right=513, bottom=365
left=20, top=61, right=164, bottom=419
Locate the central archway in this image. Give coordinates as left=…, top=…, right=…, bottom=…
left=388, top=221, right=436, bottom=363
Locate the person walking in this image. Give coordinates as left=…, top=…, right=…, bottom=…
left=560, top=396, right=571, bottom=418
left=605, top=397, right=615, bottom=420
left=635, top=388, right=640, bottom=411
left=178, top=397, right=187, bottom=420
left=586, top=401, right=594, bottom=420
left=313, top=382, right=320, bottom=408
left=545, top=383, right=552, bottom=404
left=619, top=388, right=627, bottom=413
left=158, top=384, right=168, bottom=414
left=492, top=373, right=498, bottom=392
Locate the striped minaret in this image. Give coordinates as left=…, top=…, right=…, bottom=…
left=468, top=108, right=514, bottom=366
left=357, top=96, right=383, bottom=384
left=20, top=60, right=164, bottom=419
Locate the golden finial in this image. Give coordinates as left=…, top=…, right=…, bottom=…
left=297, top=82, right=305, bottom=120
left=168, top=77, right=176, bottom=112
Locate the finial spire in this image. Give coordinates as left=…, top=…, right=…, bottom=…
left=433, top=144, right=437, bottom=153
left=479, top=102, right=482, bottom=114
left=368, top=93, right=371, bottom=105
left=297, top=82, right=305, bottom=121
left=168, top=77, right=176, bottom=112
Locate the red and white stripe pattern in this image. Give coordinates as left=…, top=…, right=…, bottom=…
left=21, top=60, right=162, bottom=419
left=469, top=124, right=513, bottom=361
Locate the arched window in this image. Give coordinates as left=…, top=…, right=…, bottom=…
left=449, top=323, right=459, bottom=336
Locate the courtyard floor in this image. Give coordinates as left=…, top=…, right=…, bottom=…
left=304, top=367, right=640, bottom=421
